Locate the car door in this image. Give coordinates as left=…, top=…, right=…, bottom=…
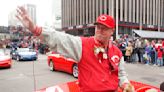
left=56, top=55, right=67, bottom=71
left=62, top=58, right=75, bottom=73
left=51, top=54, right=65, bottom=71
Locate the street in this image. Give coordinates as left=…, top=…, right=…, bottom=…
left=125, top=62, right=163, bottom=87
left=0, top=50, right=163, bottom=92
left=0, top=53, right=76, bottom=92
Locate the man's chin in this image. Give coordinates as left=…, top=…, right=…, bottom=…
left=95, top=36, right=108, bottom=42
left=96, top=39, right=105, bottom=44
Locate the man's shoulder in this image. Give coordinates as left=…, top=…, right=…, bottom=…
left=111, top=44, right=120, bottom=49
left=110, top=44, right=122, bottom=54
left=81, top=36, right=94, bottom=40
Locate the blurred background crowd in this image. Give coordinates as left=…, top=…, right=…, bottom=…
left=0, top=36, right=49, bottom=55
left=113, top=34, right=164, bottom=67
left=0, top=34, right=164, bottom=67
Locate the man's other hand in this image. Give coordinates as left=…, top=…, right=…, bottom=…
left=123, top=83, right=135, bottom=92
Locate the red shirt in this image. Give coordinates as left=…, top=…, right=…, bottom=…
left=157, top=50, right=163, bottom=59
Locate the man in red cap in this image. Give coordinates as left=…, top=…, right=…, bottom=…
left=16, top=6, right=134, bottom=92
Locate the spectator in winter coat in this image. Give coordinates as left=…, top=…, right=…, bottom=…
left=145, top=43, right=152, bottom=64
left=125, top=42, right=133, bottom=63
left=157, top=47, right=163, bottom=66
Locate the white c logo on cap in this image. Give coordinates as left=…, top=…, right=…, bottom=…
left=100, top=16, right=107, bottom=21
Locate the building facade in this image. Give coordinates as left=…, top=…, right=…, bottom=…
left=61, top=0, right=164, bottom=38
left=52, top=0, right=62, bottom=30
left=8, top=4, right=36, bottom=26
left=7, top=4, right=36, bottom=39
left=24, top=4, right=37, bottom=25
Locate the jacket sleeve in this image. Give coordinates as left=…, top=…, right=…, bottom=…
left=118, top=57, right=130, bottom=87
left=39, top=27, right=82, bottom=62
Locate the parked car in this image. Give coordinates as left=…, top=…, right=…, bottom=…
left=36, top=80, right=160, bottom=92
left=47, top=53, right=78, bottom=78
left=11, top=48, right=38, bottom=61
left=0, top=50, right=12, bottom=68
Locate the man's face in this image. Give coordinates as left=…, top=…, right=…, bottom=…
left=95, top=23, right=114, bottom=44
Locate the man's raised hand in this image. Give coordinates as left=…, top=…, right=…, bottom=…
left=16, top=6, right=36, bottom=33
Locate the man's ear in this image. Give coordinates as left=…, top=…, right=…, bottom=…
left=111, top=28, right=115, bottom=34
left=110, top=31, right=114, bottom=35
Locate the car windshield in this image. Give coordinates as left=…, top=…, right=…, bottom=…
left=17, top=48, right=30, bottom=52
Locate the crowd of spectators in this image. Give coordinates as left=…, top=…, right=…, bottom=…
left=0, top=36, right=49, bottom=54
left=113, top=35, right=164, bottom=67
left=1, top=34, right=164, bottom=66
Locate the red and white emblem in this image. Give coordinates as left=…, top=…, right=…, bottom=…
left=99, top=15, right=107, bottom=21
left=111, top=55, right=120, bottom=66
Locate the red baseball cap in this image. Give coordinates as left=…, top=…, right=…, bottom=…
left=95, top=14, right=115, bottom=29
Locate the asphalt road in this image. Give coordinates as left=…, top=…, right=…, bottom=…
left=0, top=53, right=76, bottom=92
left=125, top=62, right=164, bottom=87
left=0, top=50, right=163, bottom=92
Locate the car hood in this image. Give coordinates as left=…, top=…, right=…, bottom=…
left=36, top=80, right=160, bottom=92
left=0, top=56, right=10, bottom=61
left=36, top=81, right=75, bottom=92
left=18, top=52, right=36, bottom=55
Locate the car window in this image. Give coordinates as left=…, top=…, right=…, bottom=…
left=17, top=48, right=30, bottom=52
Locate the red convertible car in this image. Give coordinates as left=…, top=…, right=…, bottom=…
left=47, top=53, right=78, bottom=78
left=0, top=50, right=12, bottom=68
left=36, top=80, right=160, bottom=92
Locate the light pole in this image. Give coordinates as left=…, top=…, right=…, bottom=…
left=116, top=0, right=119, bottom=39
